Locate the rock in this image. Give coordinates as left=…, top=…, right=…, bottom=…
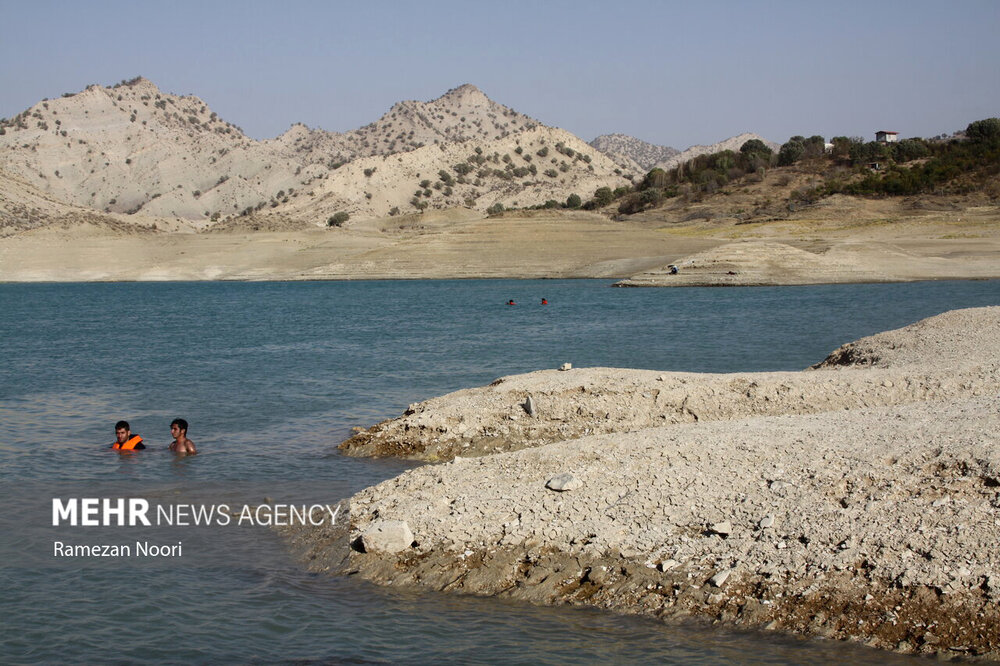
left=709, top=521, right=732, bottom=536
left=546, top=473, right=583, bottom=491
left=710, top=568, right=733, bottom=587
left=523, top=395, right=537, bottom=417
left=361, top=520, right=414, bottom=554
left=759, top=514, right=775, bottom=529
left=559, top=363, right=572, bottom=371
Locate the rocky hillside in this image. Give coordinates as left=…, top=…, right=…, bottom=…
left=273, top=84, right=541, bottom=165
left=0, top=78, right=633, bottom=226
left=589, top=133, right=679, bottom=172
left=654, top=132, right=780, bottom=171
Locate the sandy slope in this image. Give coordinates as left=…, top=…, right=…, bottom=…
left=2, top=202, right=999, bottom=283
left=285, top=308, right=1000, bottom=657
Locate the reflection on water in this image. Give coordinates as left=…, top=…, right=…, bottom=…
left=2, top=279, right=998, bottom=663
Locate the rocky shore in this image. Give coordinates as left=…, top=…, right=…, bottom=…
left=295, top=307, right=1000, bottom=658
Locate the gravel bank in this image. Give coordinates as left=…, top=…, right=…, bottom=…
left=300, top=307, right=1000, bottom=657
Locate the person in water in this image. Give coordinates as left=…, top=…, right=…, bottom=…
left=168, top=418, right=197, bottom=455
left=541, top=298, right=548, bottom=305
left=111, top=420, right=145, bottom=451
left=507, top=299, right=516, bottom=305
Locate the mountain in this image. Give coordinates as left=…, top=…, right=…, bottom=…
left=653, top=133, right=780, bottom=171
left=0, top=79, right=632, bottom=226
left=273, top=83, right=541, bottom=165
left=589, top=134, right=680, bottom=172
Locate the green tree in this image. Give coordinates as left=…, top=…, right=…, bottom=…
left=739, top=139, right=771, bottom=158
left=966, top=118, right=1000, bottom=144
left=777, top=139, right=805, bottom=166
left=565, top=193, right=582, bottom=209
left=640, top=168, right=669, bottom=190
left=830, top=136, right=852, bottom=160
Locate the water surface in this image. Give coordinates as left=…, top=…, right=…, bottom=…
left=2, top=278, right=997, bottom=663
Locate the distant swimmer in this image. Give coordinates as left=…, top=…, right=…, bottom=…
left=168, top=418, right=197, bottom=455
left=111, top=420, right=145, bottom=451
left=541, top=298, right=548, bottom=305
left=507, top=300, right=516, bottom=305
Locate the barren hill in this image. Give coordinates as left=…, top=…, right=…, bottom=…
left=0, top=79, right=632, bottom=226
left=589, top=133, right=680, bottom=172
left=273, top=84, right=541, bottom=165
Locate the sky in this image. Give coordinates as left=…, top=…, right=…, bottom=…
left=1, top=0, right=998, bottom=149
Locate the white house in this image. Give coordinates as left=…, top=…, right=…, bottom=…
left=876, top=130, right=899, bottom=143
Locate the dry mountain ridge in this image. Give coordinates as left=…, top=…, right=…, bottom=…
left=0, top=79, right=633, bottom=226
left=589, top=133, right=680, bottom=172
left=274, top=84, right=541, bottom=166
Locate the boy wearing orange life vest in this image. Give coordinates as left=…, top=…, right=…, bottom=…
left=111, top=420, right=145, bottom=451
left=168, top=418, right=197, bottom=455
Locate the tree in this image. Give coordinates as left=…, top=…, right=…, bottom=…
left=777, top=139, right=805, bottom=166
left=565, top=193, right=582, bottom=209
left=739, top=139, right=771, bottom=158
left=640, top=167, right=669, bottom=190
left=830, top=136, right=852, bottom=160
left=803, top=135, right=826, bottom=159
left=966, top=118, right=1000, bottom=144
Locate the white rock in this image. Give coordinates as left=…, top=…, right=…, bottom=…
left=710, top=568, right=733, bottom=587
left=546, top=473, right=584, bottom=491
left=361, top=520, right=414, bottom=554
left=759, top=514, right=775, bottom=529
left=710, top=521, right=732, bottom=536
left=559, top=363, right=572, bottom=371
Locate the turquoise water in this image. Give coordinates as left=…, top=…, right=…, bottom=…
left=1, top=279, right=998, bottom=664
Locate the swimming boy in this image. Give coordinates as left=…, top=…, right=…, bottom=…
left=168, top=418, right=197, bottom=455
left=111, top=420, right=145, bottom=451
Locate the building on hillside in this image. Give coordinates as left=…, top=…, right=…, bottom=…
left=875, top=130, right=899, bottom=144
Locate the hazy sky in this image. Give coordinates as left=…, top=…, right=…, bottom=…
left=2, top=0, right=998, bottom=149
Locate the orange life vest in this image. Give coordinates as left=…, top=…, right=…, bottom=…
left=112, top=434, right=144, bottom=451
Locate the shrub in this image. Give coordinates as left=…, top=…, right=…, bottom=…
left=487, top=202, right=505, bottom=215
left=327, top=212, right=350, bottom=227
left=566, top=193, right=582, bottom=209
left=591, top=186, right=614, bottom=207
left=363, top=167, right=376, bottom=177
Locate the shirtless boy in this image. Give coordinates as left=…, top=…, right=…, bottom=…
left=168, top=418, right=197, bottom=454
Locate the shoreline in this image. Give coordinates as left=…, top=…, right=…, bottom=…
left=3, top=208, right=999, bottom=285
left=3, top=275, right=999, bottom=286
left=292, top=307, right=1000, bottom=657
